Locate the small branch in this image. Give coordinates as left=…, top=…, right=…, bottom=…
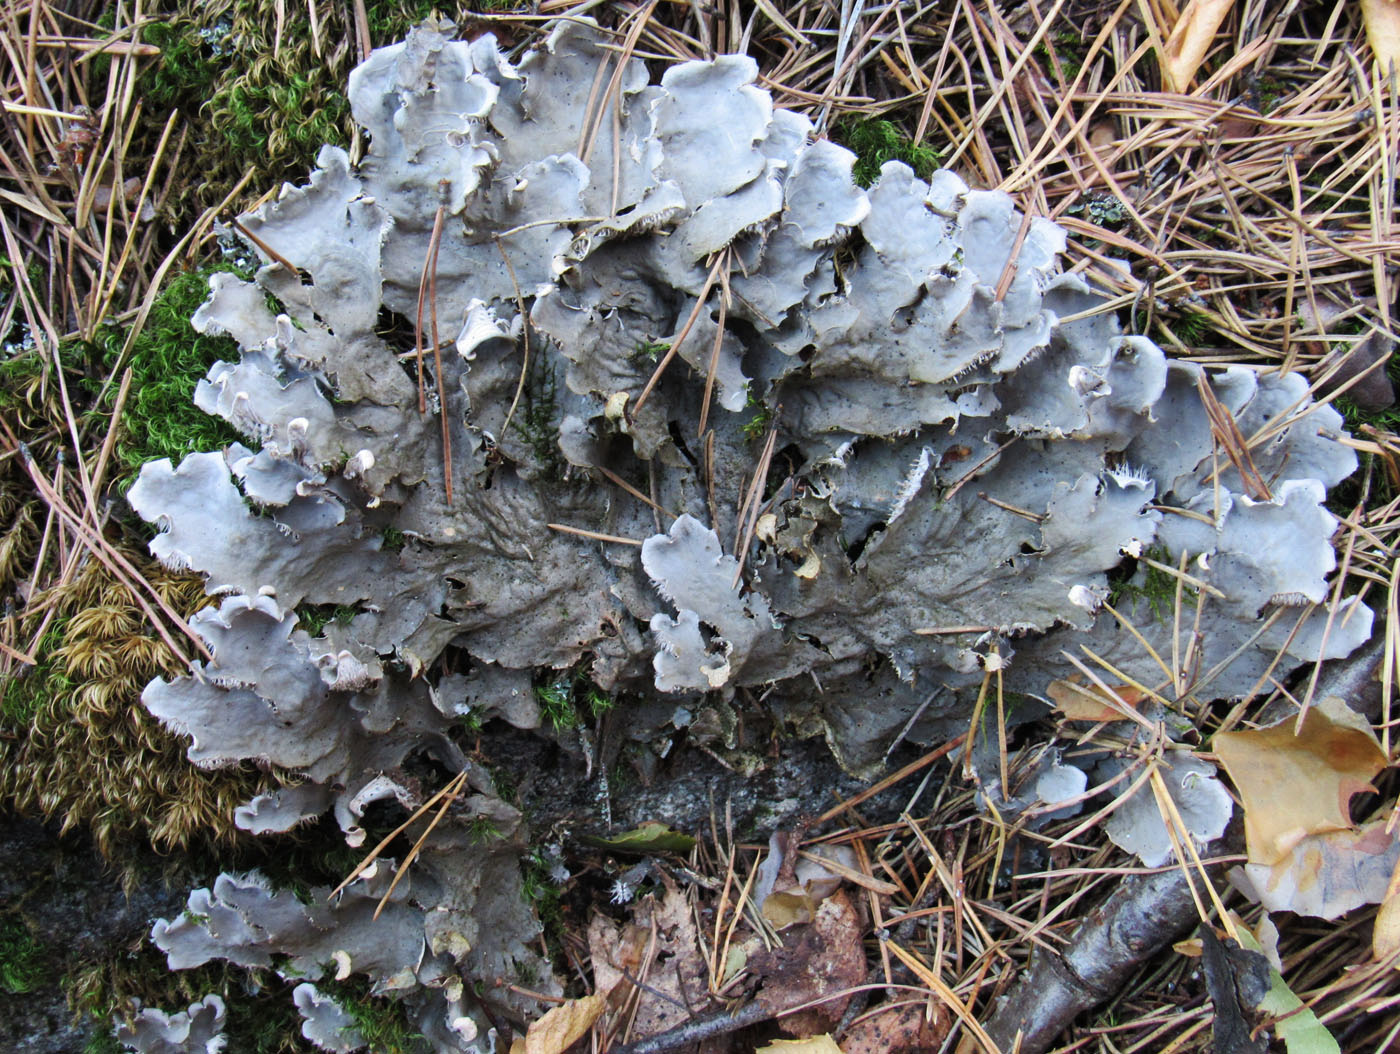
left=982, top=865, right=1206, bottom=1054
left=605, top=1000, right=769, bottom=1054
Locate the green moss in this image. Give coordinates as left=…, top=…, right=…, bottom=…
left=535, top=678, right=577, bottom=732
left=317, top=979, right=429, bottom=1053
left=1251, top=73, right=1286, bottom=114
left=95, top=266, right=249, bottom=489
left=82, top=1031, right=122, bottom=1054
left=533, top=669, right=618, bottom=732
left=467, top=816, right=503, bottom=843
left=511, top=357, right=563, bottom=476
left=1036, top=29, right=1087, bottom=79
left=741, top=383, right=774, bottom=440
left=293, top=604, right=358, bottom=636
left=1156, top=308, right=1213, bottom=347
left=581, top=684, right=614, bottom=719
left=831, top=117, right=943, bottom=187
left=520, top=851, right=561, bottom=923
left=71, top=954, right=313, bottom=1054
left=213, top=74, right=350, bottom=163
left=0, top=918, right=48, bottom=995
left=364, top=0, right=439, bottom=38
left=380, top=526, right=408, bottom=553
left=1, top=618, right=70, bottom=729
left=1107, top=544, right=1196, bottom=622
left=631, top=338, right=669, bottom=364
left=136, top=17, right=225, bottom=118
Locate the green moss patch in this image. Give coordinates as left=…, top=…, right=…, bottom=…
left=831, top=116, right=943, bottom=187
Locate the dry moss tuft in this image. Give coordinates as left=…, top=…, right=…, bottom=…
left=0, top=554, right=271, bottom=857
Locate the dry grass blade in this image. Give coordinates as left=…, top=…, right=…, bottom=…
left=371, top=769, right=468, bottom=920
left=633, top=252, right=726, bottom=416
left=329, top=769, right=469, bottom=902
left=1195, top=371, right=1271, bottom=501
left=730, top=417, right=779, bottom=588
left=547, top=522, right=643, bottom=546
left=696, top=250, right=732, bottom=438
left=884, top=940, right=998, bottom=1053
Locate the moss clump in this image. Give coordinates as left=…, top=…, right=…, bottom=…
left=1036, top=28, right=1087, bottom=79
left=109, top=1, right=453, bottom=225
left=293, top=603, right=359, bottom=636
left=380, top=526, right=408, bottom=552
left=1, top=619, right=72, bottom=726
left=534, top=670, right=617, bottom=732
left=94, top=266, right=248, bottom=489
left=0, top=918, right=48, bottom=995
left=72, top=955, right=313, bottom=1054
left=831, top=117, right=943, bottom=187
left=1107, top=544, right=1196, bottom=622
left=0, top=556, right=272, bottom=857
left=535, top=677, right=578, bottom=732
left=134, top=16, right=226, bottom=118
left=317, top=979, right=429, bottom=1053
left=511, top=356, right=564, bottom=477
left=741, top=383, right=774, bottom=440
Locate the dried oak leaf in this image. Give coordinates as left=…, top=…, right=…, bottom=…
left=1374, top=853, right=1400, bottom=963
left=1160, top=0, right=1234, bottom=92
left=839, top=1002, right=949, bottom=1054
left=755, top=889, right=866, bottom=1036
left=1214, top=696, right=1388, bottom=866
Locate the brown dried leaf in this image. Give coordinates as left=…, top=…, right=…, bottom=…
left=763, top=889, right=818, bottom=930
left=587, top=885, right=711, bottom=1041
left=1214, top=697, right=1388, bottom=866
left=840, top=1002, right=950, bottom=1054
left=509, top=992, right=606, bottom=1054
left=1160, top=0, right=1235, bottom=92
left=586, top=912, right=647, bottom=997
left=1046, top=678, right=1145, bottom=722
left=1317, top=329, right=1396, bottom=413
left=754, top=889, right=867, bottom=1036
left=1363, top=0, right=1400, bottom=75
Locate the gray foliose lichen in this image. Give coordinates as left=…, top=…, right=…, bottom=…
left=128, top=17, right=1369, bottom=1050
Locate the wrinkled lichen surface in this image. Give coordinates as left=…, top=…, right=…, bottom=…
left=126, top=17, right=1370, bottom=1050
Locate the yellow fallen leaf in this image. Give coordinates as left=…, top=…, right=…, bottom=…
left=1237, top=819, right=1400, bottom=920
left=1214, top=696, right=1387, bottom=866
left=757, top=1037, right=846, bottom=1054
left=1160, top=0, right=1234, bottom=93
left=1363, top=0, right=1400, bottom=76
left=511, top=992, right=606, bottom=1054
left=1375, top=852, right=1400, bottom=964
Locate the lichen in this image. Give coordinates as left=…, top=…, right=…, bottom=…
left=124, top=17, right=1370, bottom=1049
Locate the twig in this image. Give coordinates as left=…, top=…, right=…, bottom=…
left=604, top=999, right=768, bottom=1054
left=982, top=863, right=1217, bottom=1054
